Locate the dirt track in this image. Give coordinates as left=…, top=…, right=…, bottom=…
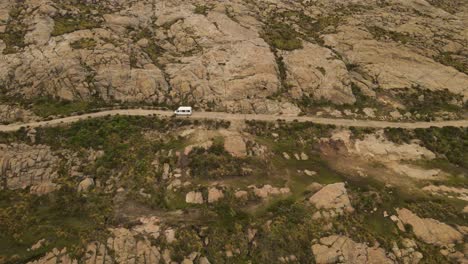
left=0, top=109, right=467, bottom=132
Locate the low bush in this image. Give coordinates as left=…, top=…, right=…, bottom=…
left=385, top=126, right=468, bottom=169
left=394, top=87, right=463, bottom=116
left=262, top=22, right=303, bottom=51
left=194, top=5, right=211, bottom=15
left=188, top=142, right=255, bottom=180
left=52, top=16, right=101, bottom=36
left=30, top=97, right=107, bottom=118
left=434, top=52, right=467, bottom=74
left=70, top=38, right=97, bottom=49
left=367, top=26, right=413, bottom=44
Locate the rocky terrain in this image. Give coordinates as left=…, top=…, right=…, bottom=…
left=0, top=114, right=466, bottom=263
left=0, top=0, right=467, bottom=263
left=0, top=0, right=467, bottom=123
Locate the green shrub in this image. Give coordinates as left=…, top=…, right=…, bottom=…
left=394, top=87, right=463, bottom=116
left=52, top=16, right=101, bottom=36
left=367, top=26, right=413, bottom=44
left=0, top=189, right=112, bottom=262
left=30, top=97, right=106, bottom=117
left=143, top=43, right=165, bottom=65
left=194, top=5, right=211, bottom=15
left=251, top=201, right=320, bottom=262
left=434, top=52, right=467, bottom=73
left=262, top=22, right=303, bottom=50
left=188, top=142, right=249, bottom=180
left=384, top=126, right=468, bottom=169
left=70, top=38, right=97, bottom=49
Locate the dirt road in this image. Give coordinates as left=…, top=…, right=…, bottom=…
left=0, top=109, right=467, bottom=132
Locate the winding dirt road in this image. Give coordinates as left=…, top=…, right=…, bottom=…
left=0, top=109, right=467, bottom=132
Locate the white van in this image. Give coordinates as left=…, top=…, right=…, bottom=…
left=174, top=106, right=192, bottom=116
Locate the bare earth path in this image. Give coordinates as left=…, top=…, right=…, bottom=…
left=0, top=109, right=467, bottom=132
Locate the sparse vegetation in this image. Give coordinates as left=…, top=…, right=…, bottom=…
left=0, top=188, right=112, bottom=262
left=188, top=141, right=266, bottom=180
left=434, top=52, right=467, bottom=74
left=1, top=0, right=468, bottom=262
left=143, top=43, right=165, bottom=65
left=426, top=0, right=466, bottom=14
left=70, top=38, right=97, bottom=49
left=0, top=6, right=27, bottom=54
left=394, top=87, right=463, bottom=118
left=29, top=97, right=107, bottom=118
left=367, top=26, right=413, bottom=44
left=385, top=126, right=468, bottom=169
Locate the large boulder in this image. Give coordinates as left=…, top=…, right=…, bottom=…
left=396, top=208, right=463, bottom=246
left=207, top=187, right=224, bottom=203
left=30, top=182, right=59, bottom=196
left=185, top=191, right=204, bottom=204
left=78, top=178, right=94, bottom=192
left=309, top=183, right=354, bottom=215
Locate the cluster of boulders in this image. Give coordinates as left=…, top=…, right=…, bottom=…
left=311, top=235, right=425, bottom=264
left=312, top=235, right=395, bottom=263
left=185, top=184, right=292, bottom=204
left=249, top=184, right=290, bottom=199
left=0, top=143, right=60, bottom=191
left=395, top=208, right=464, bottom=245
left=27, top=217, right=191, bottom=264
left=282, top=151, right=309, bottom=161
left=185, top=187, right=224, bottom=204
left=390, top=239, right=424, bottom=264
left=389, top=208, right=467, bottom=263
left=422, top=185, right=468, bottom=202
left=0, top=104, right=38, bottom=124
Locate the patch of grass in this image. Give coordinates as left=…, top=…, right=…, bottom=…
left=251, top=200, right=321, bottom=262
left=246, top=120, right=343, bottom=187
left=413, top=159, right=468, bottom=187
left=70, top=38, right=97, bottom=49
left=188, top=141, right=266, bottom=180
left=0, top=189, right=112, bottom=263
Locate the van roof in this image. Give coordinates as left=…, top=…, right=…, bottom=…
left=177, top=106, right=192, bottom=110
